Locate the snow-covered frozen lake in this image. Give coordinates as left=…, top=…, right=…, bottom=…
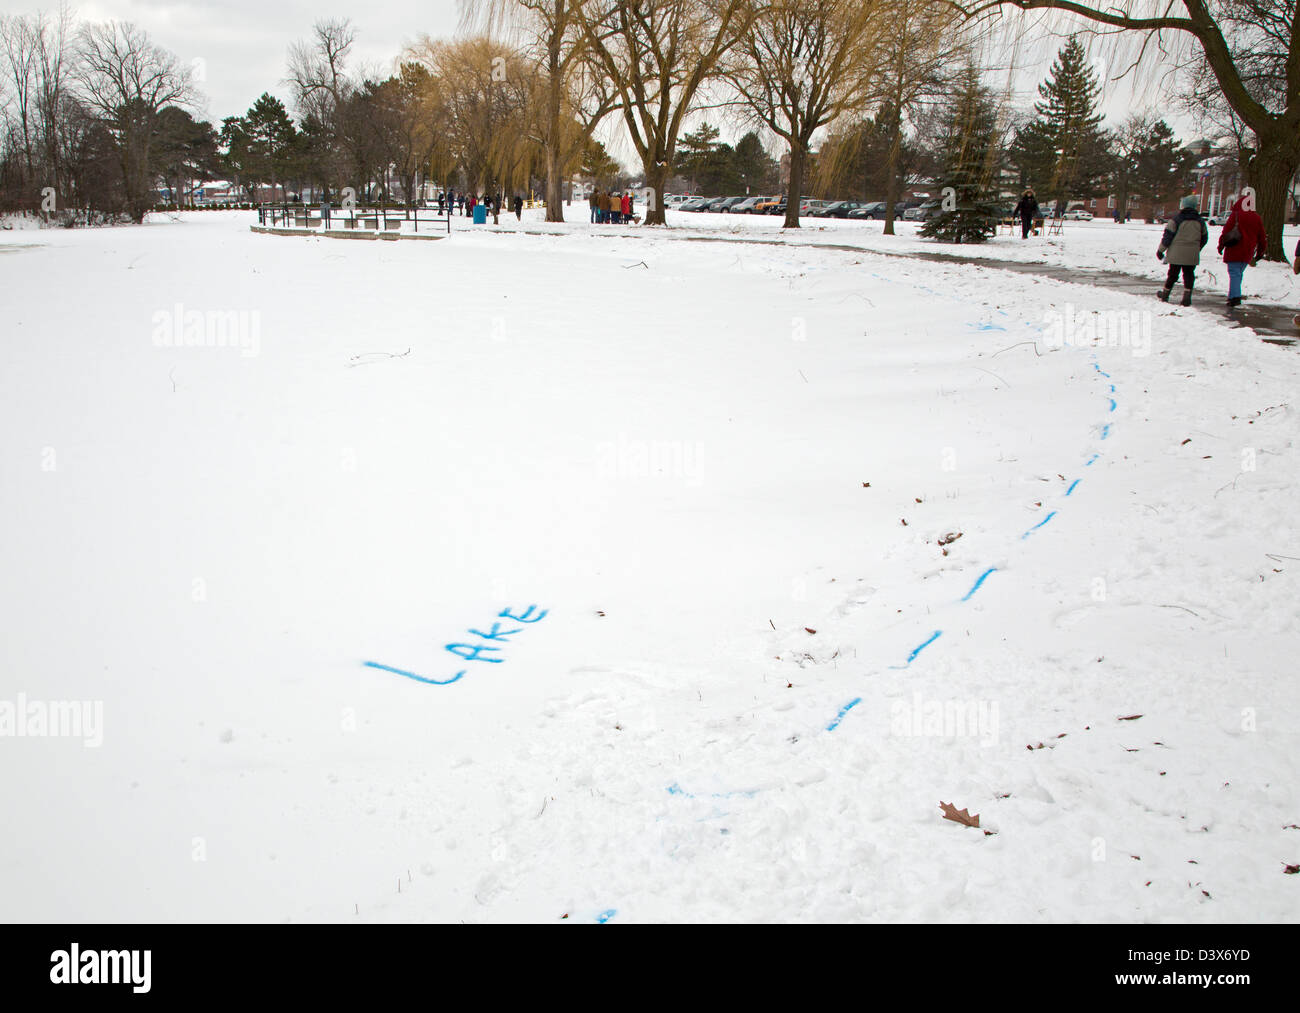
left=1, top=210, right=1297, bottom=922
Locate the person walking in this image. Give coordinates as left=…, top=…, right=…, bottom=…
left=458, top=192, right=466, bottom=216
left=1013, top=188, right=1039, bottom=239
left=1217, top=193, right=1266, bottom=308
left=621, top=191, right=631, bottom=224
left=437, top=191, right=445, bottom=215
left=513, top=194, right=523, bottom=220
left=1157, top=195, right=1209, bottom=306
left=588, top=188, right=599, bottom=224
left=1293, top=239, right=1300, bottom=328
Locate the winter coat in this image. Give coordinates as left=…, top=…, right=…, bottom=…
left=1013, top=194, right=1039, bottom=220
left=1218, top=197, right=1266, bottom=264
left=1159, top=209, right=1209, bottom=266
left=621, top=194, right=631, bottom=215
left=588, top=191, right=598, bottom=208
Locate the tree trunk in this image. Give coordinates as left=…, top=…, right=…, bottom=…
left=545, top=144, right=564, bottom=223
left=883, top=105, right=902, bottom=236
left=643, top=160, right=668, bottom=225
left=783, top=142, right=805, bottom=229
left=1245, top=129, right=1300, bottom=262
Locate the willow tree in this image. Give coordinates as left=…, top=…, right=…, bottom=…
left=459, top=0, right=618, bottom=222
left=575, top=0, right=756, bottom=224
left=731, top=0, right=887, bottom=228
left=964, top=0, right=1300, bottom=261
left=408, top=36, right=542, bottom=201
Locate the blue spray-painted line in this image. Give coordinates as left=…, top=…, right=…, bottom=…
left=1085, top=453, right=1099, bottom=466
left=1093, top=363, right=1111, bottom=378
left=1107, top=398, right=1117, bottom=412
left=1021, top=510, right=1058, bottom=539
left=596, top=909, right=617, bottom=924
left=1065, top=479, right=1081, bottom=496
left=1099, top=423, right=1111, bottom=440
left=666, top=783, right=758, bottom=801
left=363, top=661, right=465, bottom=685
left=826, top=697, right=862, bottom=731
left=889, top=629, right=943, bottom=669
left=960, top=567, right=997, bottom=602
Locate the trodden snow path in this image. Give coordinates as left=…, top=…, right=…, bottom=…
left=0, top=212, right=1296, bottom=922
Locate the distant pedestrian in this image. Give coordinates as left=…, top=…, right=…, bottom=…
left=1293, top=239, right=1300, bottom=328
left=320, top=198, right=331, bottom=227
left=437, top=192, right=445, bottom=214
left=588, top=188, right=598, bottom=223
left=513, top=195, right=523, bottom=220
left=1157, top=195, right=1209, bottom=306
left=458, top=193, right=466, bottom=215
left=1217, top=193, right=1266, bottom=308
left=621, top=191, right=631, bottom=223
left=1013, top=188, right=1039, bottom=239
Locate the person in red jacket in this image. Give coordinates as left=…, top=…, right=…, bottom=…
left=1217, top=193, right=1267, bottom=308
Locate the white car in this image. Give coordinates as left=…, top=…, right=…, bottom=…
left=1062, top=209, right=1094, bottom=221
left=1207, top=211, right=1230, bottom=225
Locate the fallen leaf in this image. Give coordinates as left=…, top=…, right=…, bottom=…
left=939, top=801, right=980, bottom=829
left=1284, top=864, right=1299, bottom=875
left=1118, top=714, right=1143, bottom=721
left=804, top=627, right=817, bottom=635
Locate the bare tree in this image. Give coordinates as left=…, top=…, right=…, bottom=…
left=731, top=0, right=889, bottom=228
left=963, top=0, right=1300, bottom=260
left=76, top=20, right=195, bottom=221
left=575, top=0, right=756, bottom=224
left=286, top=18, right=357, bottom=125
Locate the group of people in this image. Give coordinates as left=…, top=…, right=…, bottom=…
left=435, top=190, right=526, bottom=221
left=588, top=189, right=636, bottom=225
left=1013, top=185, right=1293, bottom=315
left=1155, top=193, right=1277, bottom=309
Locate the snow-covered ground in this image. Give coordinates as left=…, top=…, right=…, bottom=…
left=1, top=210, right=1297, bottom=922
left=468, top=205, right=1300, bottom=305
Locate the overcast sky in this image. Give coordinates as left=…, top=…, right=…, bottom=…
left=2, top=1, right=1198, bottom=160
left=0, top=0, right=464, bottom=122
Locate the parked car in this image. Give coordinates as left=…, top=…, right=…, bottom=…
left=732, top=196, right=764, bottom=214
left=755, top=196, right=783, bottom=214
left=847, top=201, right=887, bottom=220
left=717, top=196, right=748, bottom=213
left=812, top=201, right=858, bottom=218
left=1062, top=208, right=1094, bottom=221
left=696, top=196, right=729, bottom=212
left=1206, top=210, right=1229, bottom=225
left=903, top=200, right=942, bottom=221
left=799, top=198, right=831, bottom=216
left=677, top=198, right=709, bottom=211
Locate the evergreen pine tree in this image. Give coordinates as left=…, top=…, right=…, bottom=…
left=921, top=66, right=1003, bottom=245
left=1009, top=37, right=1108, bottom=215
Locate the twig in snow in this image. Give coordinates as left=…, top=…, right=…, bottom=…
left=991, top=340, right=1042, bottom=357
left=1158, top=604, right=1202, bottom=618
left=623, top=261, right=649, bottom=269
left=973, top=366, right=1010, bottom=387
left=346, top=348, right=412, bottom=367
left=168, top=367, right=177, bottom=393
left=798, top=369, right=808, bottom=383
left=1265, top=553, right=1300, bottom=563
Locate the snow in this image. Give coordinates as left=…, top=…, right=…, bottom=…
left=1, top=209, right=1297, bottom=922
left=479, top=205, right=1300, bottom=304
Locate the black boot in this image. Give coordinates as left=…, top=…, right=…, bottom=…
left=1228, top=296, right=1241, bottom=307
left=1181, top=289, right=1192, bottom=307
left=1158, top=287, right=1171, bottom=302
